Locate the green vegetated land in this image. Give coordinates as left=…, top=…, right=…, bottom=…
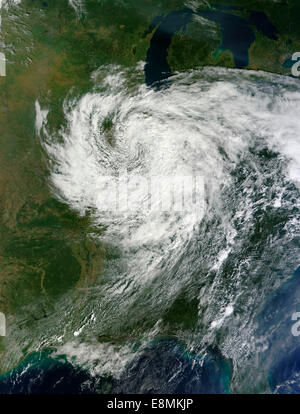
left=0, top=0, right=299, bottom=372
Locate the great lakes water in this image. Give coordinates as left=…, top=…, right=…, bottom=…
left=144, top=8, right=193, bottom=87
left=144, top=7, right=279, bottom=86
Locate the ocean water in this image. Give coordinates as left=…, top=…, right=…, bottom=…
left=0, top=339, right=231, bottom=394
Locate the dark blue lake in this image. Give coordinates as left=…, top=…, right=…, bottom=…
left=144, top=8, right=193, bottom=87
left=197, top=10, right=256, bottom=69
left=144, top=6, right=279, bottom=87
